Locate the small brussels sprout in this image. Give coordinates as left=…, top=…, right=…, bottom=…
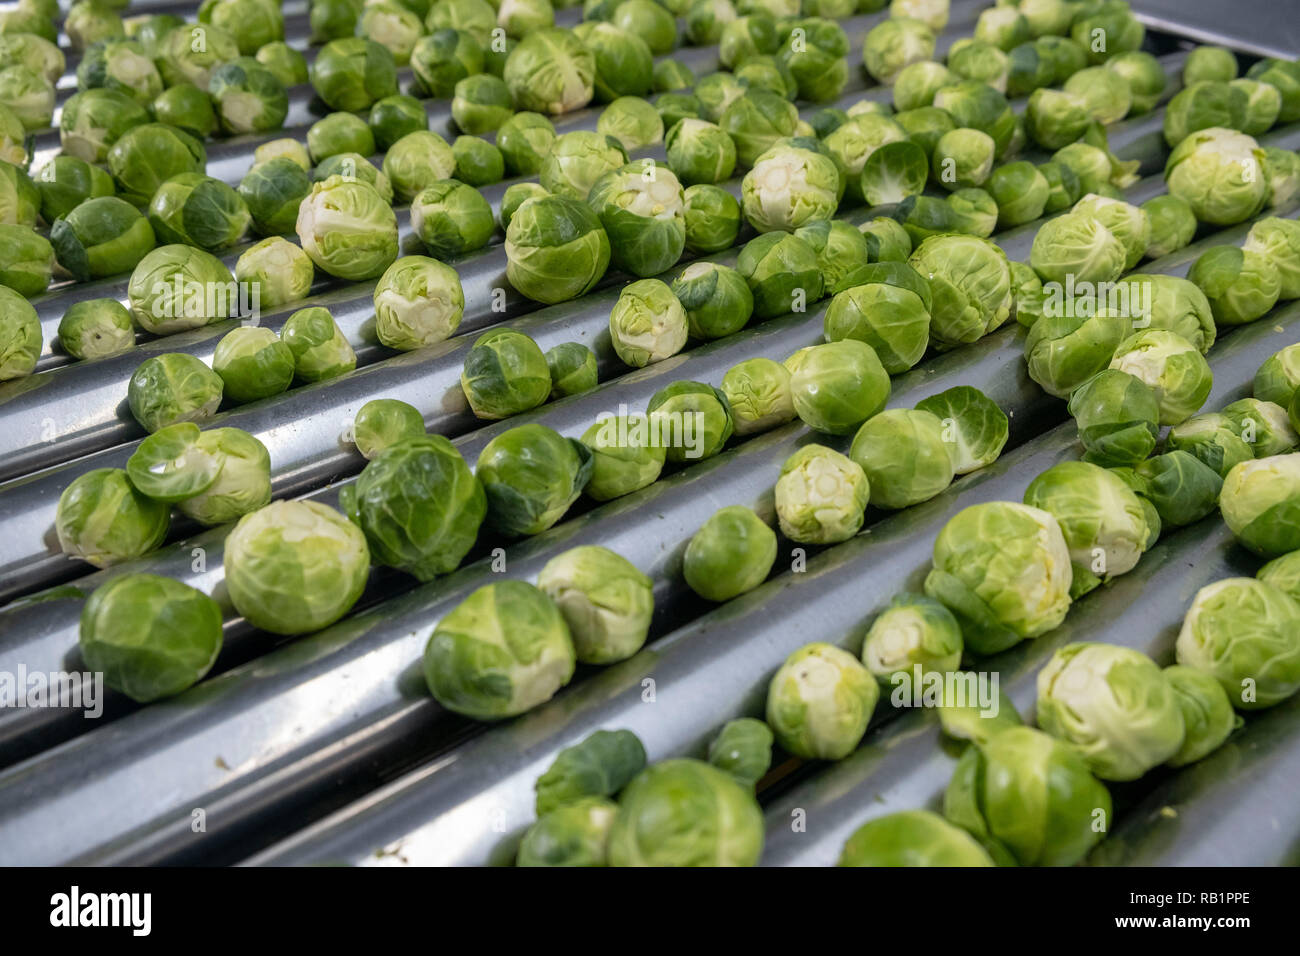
left=1184, top=45, right=1237, bottom=86
left=707, top=718, right=772, bottom=789
left=208, top=59, right=288, bottom=136
left=607, top=759, right=763, bottom=866
left=1062, top=66, right=1132, bottom=126
left=943, top=187, right=998, bottom=239
left=1243, top=216, right=1300, bottom=300
left=449, top=75, right=512, bottom=136
left=78, top=573, right=222, bottom=703
left=225, top=500, right=370, bottom=635
left=1189, top=244, right=1280, bottom=327
left=460, top=329, right=551, bottom=419
left=1222, top=397, right=1298, bottom=457
left=1108, top=330, right=1211, bottom=426
left=608, top=278, right=688, bottom=367
left=670, top=262, right=752, bottom=341
left=103, top=122, right=205, bottom=208
left=0, top=224, right=52, bottom=295
left=766, top=642, right=878, bottom=760
left=1230, top=78, right=1281, bottom=136
left=1140, top=194, right=1197, bottom=260
left=1037, top=160, right=1082, bottom=215
left=410, top=28, right=484, bottom=98
left=452, top=135, right=504, bottom=187
left=861, top=592, right=963, bottom=688
left=1248, top=57, right=1300, bottom=123
left=739, top=141, right=839, bottom=235
left=239, top=158, right=312, bottom=238
left=281, top=306, right=356, bottom=382
left=0, top=64, right=53, bottom=132
left=68, top=40, right=158, bottom=113
left=647, top=379, right=734, bottom=464
left=856, top=140, right=925, bottom=208
left=503, top=27, right=595, bottom=115
left=409, top=180, right=494, bottom=262
left=199, top=0, right=285, bottom=56
left=685, top=0, right=738, bottom=46
left=310, top=0, right=362, bottom=42
left=839, top=810, right=994, bottom=867
left=823, top=279, right=929, bottom=375
left=719, top=357, right=794, bottom=437
left=234, top=237, right=314, bottom=312
left=983, top=161, right=1048, bottom=230
left=861, top=16, right=934, bottom=85
left=1134, top=450, right=1224, bottom=528
left=664, top=119, right=736, bottom=188
left=308, top=113, right=375, bottom=164
left=889, top=107, right=952, bottom=159
left=718, top=89, right=799, bottom=169
left=310, top=37, right=398, bottom=112
left=733, top=56, right=793, bottom=100
left=792, top=220, right=870, bottom=298
left=849, top=408, right=953, bottom=509
left=1067, top=370, right=1159, bottom=468
left=608, top=0, right=674, bottom=55
left=168, top=427, right=272, bottom=527
left=1176, top=577, right=1300, bottom=710
left=682, top=184, right=741, bottom=255
left=915, top=385, right=1009, bottom=475
left=146, top=173, right=250, bottom=253
left=1167, top=127, right=1268, bottom=227
left=543, top=342, right=597, bottom=400
left=211, top=326, right=294, bottom=404
left=124, top=244, right=234, bottom=335
left=858, top=217, right=913, bottom=264
left=128, top=352, right=224, bottom=433
left=477, top=424, right=593, bottom=536
left=1219, top=455, right=1300, bottom=557
left=683, top=504, right=775, bottom=601
left=944, top=727, right=1110, bottom=866
left=535, top=729, right=647, bottom=815
left=776, top=17, right=849, bottom=102
left=1166, top=414, right=1254, bottom=479
left=1163, top=665, right=1236, bottom=767
left=787, top=340, right=889, bottom=437
left=295, top=176, right=398, bottom=281
left=774, top=444, right=869, bottom=545
left=352, top=400, right=426, bottom=461
left=1099, top=49, right=1165, bottom=114
left=498, top=184, right=547, bottom=235
left=1051, top=141, right=1118, bottom=196
left=909, top=234, right=1012, bottom=350
left=57, top=298, right=133, bottom=362
left=365, top=95, right=427, bottom=153
left=931, top=127, right=994, bottom=192
left=925, top=501, right=1072, bottom=654
left=517, top=798, right=616, bottom=867
left=536, top=546, right=653, bottom=664
left=256, top=42, right=309, bottom=88
left=497, top=112, right=556, bottom=178
left=932, top=81, right=1017, bottom=157
left=1029, top=211, right=1126, bottom=288
left=580, top=414, right=666, bottom=500
left=1023, top=88, right=1090, bottom=151
left=506, top=195, right=611, bottom=305
left=538, top=131, right=626, bottom=202
left=56, top=468, right=169, bottom=568
left=736, top=231, right=822, bottom=320
left=893, top=60, right=953, bottom=111
left=381, top=130, right=456, bottom=204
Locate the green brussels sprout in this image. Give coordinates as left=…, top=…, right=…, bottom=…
left=821, top=114, right=906, bottom=204
left=1108, top=330, right=1211, bottom=426
left=915, top=385, right=1008, bottom=475
left=707, top=718, right=772, bottom=789
left=500, top=182, right=549, bottom=233
left=1162, top=80, right=1246, bottom=149
left=210, top=326, right=294, bottom=404
left=407, top=180, right=493, bottom=262
left=310, top=37, right=398, bottom=112
left=738, top=141, right=838, bottom=235
left=1010, top=260, right=1045, bottom=329
left=1051, top=141, right=1116, bottom=195
left=1166, top=127, right=1268, bottom=227
left=766, top=642, right=878, bottom=760
left=366, top=95, right=427, bottom=153
left=506, top=194, right=611, bottom=304
left=1140, top=195, right=1197, bottom=260
left=0, top=285, right=39, bottom=380
left=1037, top=160, right=1082, bottom=215
left=608, top=278, right=691, bottom=369
left=792, top=220, right=871, bottom=297
left=199, top=0, right=284, bottom=55
left=0, top=32, right=64, bottom=86
left=973, top=3, right=1028, bottom=50
left=647, top=379, right=734, bottom=463
left=1230, top=78, right=1281, bottom=136
left=669, top=261, right=751, bottom=341
left=105, top=122, right=205, bottom=207
left=124, top=243, right=234, bottom=335
left=932, top=81, right=1016, bottom=157
left=1184, top=45, right=1237, bottom=86
left=57, top=298, right=133, bottom=362
left=573, top=22, right=653, bottom=103
left=255, top=136, right=312, bottom=170
left=239, top=158, right=312, bottom=237
left=341, top=434, right=485, bottom=580
left=225, top=500, right=370, bottom=635
left=942, top=187, right=998, bottom=239
left=56, top=468, right=169, bottom=568
left=147, top=84, right=214, bottom=140
left=0, top=64, right=53, bottom=131
left=931, top=127, right=996, bottom=193
left=540, top=342, right=596, bottom=400
left=610, top=0, right=675, bottom=55
left=76, top=39, right=162, bottom=107
left=682, top=183, right=741, bottom=255
left=948, top=40, right=1010, bottom=94
left=1248, top=57, right=1300, bottom=123
left=685, top=0, right=738, bottom=46
left=1189, top=244, right=1280, bottom=327
left=63, top=1, right=125, bottom=52
left=786, top=340, right=888, bottom=437
left=888, top=107, right=951, bottom=159
left=925, top=501, right=1073, bottom=654
left=449, top=75, right=513, bottom=136
left=477, top=424, right=593, bottom=536
left=1072, top=193, right=1150, bottom=271
left=982, top=161, right=1047, bottom=230
left=1163, top=665, right=1236, bottom=767
left=234, top=237, right=314, bottom=312
left=539, top=130, right=627, bottom=201
left=1166, top=414, right=1253, bottom=479
left=656, top=92, right=705, bottom=132
left=861, top=16, right=934, bottom=85
left=1219, top=454, right=1300, bottom=557
left=517, top=798, right=617, bottom=867
left=664, top=118, right=736, bottom=187
left=208, top=59, right=288, bottom=136
left=1121, top=273, right=1216, bottom=353
left=736, top=231, right=822, bottom=320
left=718, top=89, right=799, bottom=170
left=1255, top=344, right=1300, bottom=410
left=281, top=306, right=356, bottom=382
left=460, top=328, right=550, bottom=419
left=360, top=1, right=423, bottom=65
left=1006, top=40, right=1058, bottom=98
left=168, top=426, right=272, bottom=526
left=824, top=280, right=929, bottom=376
left=78, top=573, right=222, bottom=703
left=1024, top=306, right=1132, bottom=401
left=0, top=109, right=26, bottom=169
left=862, top=592, right=963, bottom=689
left=536, top=545, right=653, bottom=664
left=773, top=443, right=869, bottom=545
left=587, top=160, right=685, bottom=277
left=1067, top=369, right=1157, bottom=468
left=1258, top=549, right=1300, bottom=603
left=607, top=758, right=763, bottom=866
left=295, top=176, right=398, bottom=281
left=504, top=28, right=596, bottom=114
left=371, top=256, right=464, bottom=354
left=942, top=681, right=1031, bottom=746
left=0, top=224, right=51, bottom=295
left=839, top=810, right=994, bottom=867
left=808, top=106, right=848, bottom=140
left=423, top=579, right=576, bottom=719
left=452, top=135, right=505, bottom=187
left=381, top=130, right=456, bottom=203
left=1133, top=450, right=1224, bottom=528
left=718, top=14, right=776, bottom=68
left=909, top=234, right=1012, bottom=350
left=157, top=23, right=237, bottom=89
left=693, top=72, right=748, bottom=124
left=733, top=56, right=793, bottom=101
left=1176, top=577, right=1300, bottom=710
left=146, top=173, right=251, bottom=252
left=1061, top=66, right=1131, bottom=126
left=312, top=153, right=394, bottom=202
left=593, top=97, right=661, bottom=154
left=535, top=728, right=647, bottom=815
left=683, top=504, right=774, bottom=601
left=858, top=217, right=913, bottom=265
left=127, top=352, right=224, bottom=432
left=580, top=414, right=666, bottom=500
left=308, top=113, right=375, bottom=164
left=411, top=28, right=485, bottom=98
left=256, top=42, right=309, bottom=88
left=310, top=0, right=362, bottom=42
left=352, top=399, right=425, bottom=461
left=1029, top=211, right=1126, bottom=288
left=1099, top=50, right=1165, bottom=116
left=719, top=357, right=794, bottom=436
left=944, top=726, right=1110, bottom=866
left=1244, top=217, right=1300, bottom=300
left=776, top=17, right=849, bottom=102
left=1222, top=396, right=1299, bottom=457
left=427, top=0, right=495, bottom=44
left=848, top=407, right=953, bottom=509
left=855, top=140, right=925, bottom=208
left=497, top=112, right=556, bottom=177
left=893, top=60, right=953, bottom=111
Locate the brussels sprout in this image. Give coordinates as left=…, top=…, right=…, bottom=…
left=892, top=61, right=952, bottom=111
left=1255, top=344, right=1300, bottom=411
left=974, top=161, right=1044, bottom=233
left=448, top=76, right=511, bottom=137
left=682, top=504, right=774, bottom=601
left=664, top=118, right=736, bottom=188
left=716, top=358, right=792, bottom=437
left=1070, top=194, right=1148, bottom=272
left=534, top=728, right=647, bottom=815
left=610, top=0, right=675, bottom=55
left=1248, top=57, right=1300, bottom=123
left=427, top=0, right=495, bottom=44
left=127, top=352, right=224, bottom=433
left=1108, top=330, right=1211, bottom=426
left=477, top=424, right=592, bottom=536
left=500, top=183, right=549, bottom=235
left=256, top=42, right=309, bottom=88
left=1162, top=80, right=1245, bottom=149
left=734, top=231, right=820, bottom=320
left=378, top=130, right=455, bottom=203
left=1166, top=127, right=1268, bottom=227
left=738, top=142, right=839, bottom=236
left=1222, top=397, right=1299, bottom=457
left=54, top=298, right=131, bottom=363
left=1163, top=665, right=1236, bottom=767
left=224, top=500, right=370, bottom=635
left=607, top=759, right=764, bottom=866
left=945, top=726, right=1109, bottom=866
left=1133, top=450, right=1223, bottom=528
left=517, top=798, right=616, bottom=867
left=165, top=426, right=271, bottom=526
left=62, top=0, right=124, bottom=52
left=0, top=224, right=51, bottom=295
left=279, top=307, right=356, bottom=383
left=208, top=326, right=292, bottom=404
left=350, top=400, right=425, bottom=462
left=776, top=17, right=849, bottom=102
left=717, top=14, right=776, bottom=68
left=924, top=501, right=1072, bottom=654
left=310, top=0, right=362, bottom=41
left=104, top=122, right=205, bottom=207
left=1176, top=577, right=1300, bottom=710
left=1183, top=45, right=1237, bottom=86
left=0, top=285, right=39, bottom=380
left=1258, top=549, right=1300, bottom=603
left=656, top=92, right=705, bottom=133
left=459, top=328, right=550, bottom=420
left=820, top=114, right=905, bottom=205
left=1228, top=78, right=1281, bottom=136
left=839, top=809, right=994, bottom=867
left=580, top=414, right=666, bottom=500
left=503, top=27, right=596, bottom=115
left=861, top=16, right=934, bottom=85
left=144, top=173, right=250, bottom=253
left=1029, top=212, right=1126, bottom=289
left=861, top=593, right=962, bottom=690
left=1189, top=244, right=1280, bottom=327
left=602, top=280, right=685, bottom=368
left=199, top=0, right=284, bottom=55
left=364, top=258, right=458, bottom=355
left=76, top=39, right=162, bottom=107
left=0, top=32, right=64, bottom=86
left=143, top=85, right=212, bottom=141
left=361, top=97, right=423, bottom=155
left=884, top=108, right=947, bottom=161
left=772, top=443, right=869, bottom=545
left=295, top=176, right=398, bottom=281
left=156, top=23, right=237, bottom=89
left=0, top=107, right=24, bottom=169
left=56, top=468, right=170, bottom=568
left=909, top=234, right=1012, bottom=350
left=1167, top=414, right=1254, bottom=479
left=848, top=407, right=953, bottom=510
left=495, top=114, right=555, bottom=180
left=682, top=184, right=741, bottom=255
left=208, top=59, right=288, bottom=136
left=571, top=22, right=652, bottom=105
left=685, top=0, right=738, bottom=46
left=1050, top=141, right=1114, bottom=196
left=404, top=182, right=491, bottom=263
left=915, top=385, right=1009, bottom=476
left=802, top=108, right=846, bottom=143
left=929, top=128, right=994, bottom=194
left=1060, top=67, right=1131, bottom=127
left=766, top=642, right=878, bottom=760
left=253, top=137, right=310, bottom=172
left=1037, top=160, right=1082, bottom=215
left=1219, top=454, right=1300, bottom=557
left=856, top=218, right=911, bottom=266
left=233, top=237, right=313, bottom=313
left=0, top=64, right=53, bottom=132
left=933, top=82, right=1016, bottom=158
left=448, top=135, right=502, bottom=187
left=1009, top=260, right=1045, bottom=329
left=506, top=194, right=611, bottom=304
left=718, top=90, right=799, bottom=170
left=1121, top=273, right=1216, bottom=353
left=669, top=262, right=752, bottom=341
left=732, top=56, right=793, bottom=101
left=535, top=546, right=654, bottom=664
left=823, top=283, right=929, bottom=376
left=948, top=40, right=1010, bottom=94
left=78, top=573, right=222, bottom=703
left=535, top=131, right=625, bottom=202
left=308, top=113, right=375, bottom=164
left=1137, top=195, right=1196, bottom=261
left=357, top=1, right=423, bottom=65
left=537, top=343, right=596, bottom=400
left=1243, top=217, right=1300, bottom=300
left=648, top=379, right=734, bottom=464
left=653, top=60, right=694, bottom=96
left=786, top=340, right=888, bottom=437
left=310, top=37, right=398, bottom=112
left=410, top=28, right=484, bottom=98
left=787, top=220, right=866, bottom=298
left=1105, top=50, right=1166, bottom=115
left=125, top=243, right=234, bottom=335
left=942, top=188, right=997, bottom=240
left=587, top=160, right=685, bottom=277
left=239, top=158, right=312, bottom=238
left=687, top=74, right=741, bottom=126
left=707, top=718, right=772, bottom=789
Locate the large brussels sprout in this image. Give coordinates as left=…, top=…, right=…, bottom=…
left=1108, top=330, right=1211, bottom=426
left=449, top=75, right=515, bottom=136
left=1133, top=450, right=1224, bottom=528
left=518, top=798, right=617, bottom=867
left=127, top=353, right=224, bottom=433
left=57, top=298, right=133, bottom=362
left=497, top=112, right=556, bottom=178
left=647, top=380, right=733, bottom=464
left=736, top=231, right=822, bottom=319
left=506, top=195, right=610, bottom=304
left=352, top=399, right=425, bottom=461
left=1072, top=193, right=1150, bottom=271
left=572, top=22, right=652, bottom=105
left=340, top=435, right=485, bottom=581
left=35, top=156, right=114, bottom=223
left=0, top=224, right=53, bottom=295
left=1029, top=211, right=1126, bottom=287
left=580, top=414, right=666, bottom=500
left=1166, top=127, right=1268, bottom=227
left=1163, top=665, right=1236, bottom=767
left=477, top=424, right=592, bottom=536
left=720, top=357, right=794, bottom=436
left=106, top=122, right=205, bottom=206
left=536, top=546, right=653, bottom=664
left=534, top=728, right=647, bottom=815
left=774, top=444, right=869, bottom=545
left=683, top=504, right=775, bottom=601
left=125, top=244, right=236, bottom=335
left=607, top=759, right=763, bottom=866
left=671, top=262, right=752, bottom=341
left=239, top=158, right=312, bottom=237
left=281, top=307, right=356, bottom=382
left=1189, top=244, right=1280, bottom=327
left=1243, top=217, right=1300, bottom=301
left=1176, top=577, right=1300, bottom=710
left=739, top=141, right=838, bottom=235
left=682, top=184, right=741, bottom=255
left=460, top=329, right=550, bottom=419
left=767, top=641, right=878, bottom=760
left=536, top=132, right=626, bottom=204
left=212, top=326, right=294, bottom=404
left=861, top=16, right=934, bottom=85
left=607, top=277, right=687, bottom=367
left=1167, top=413, right=1254, bottom=479
left=208, top=59, right=288, bottom=135
left=295, top=176, right=398, bottom=281
left=849, top=408, right=952, bottom=509
left=944, top=726, right=1110, bottom=866
left=707, top=718, right=772, bottom=789
left=50, top=196, right=155, bottom=282
left=235, top=237, right=313, bottom=312
left=861, top=593, right=962, bottom=686
left=79, top=573, right=222, bottom=703
left=587, top=160, right=685, bottom=277
left=908, top=234, right=1011, bottom=350
left=925, top=501, right=1072, bottom=654
left=56, top=468, right=170, bottom=568
left=915, top=385, right=1009, bottom=475
left=372, top=255, right=465, bottom=353
left=147, top=173, right=250, bottom=252
left=310, top=38, right=398, bottom=112
left=1222, top=397, right=1298, bottom=457
left=167, top=427, right=272, bottom=526
left=787, top=340, right=890, bottom=437
left=1162, top=81, right=1246, bottom=148
left=839, top=810, right=994, bottom=867
left=776, top=17, right=849, bottom=102
left=1219, top=454, right=1300, bottom=557
left=503, top=28, right=595, bottom=115
left=423, top=579, right=576, bottom=719
left=1119, top=273, right=1216, bottom=353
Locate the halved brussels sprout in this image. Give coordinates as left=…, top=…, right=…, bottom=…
left=767, top=641, right=878, bottom=760
left=684, top=504, right=776, bottom=602
left=849, top=407, right=953, bottom=509
left=280, top=306, right=356, bottom=382
left=580, top=414, right=666, bottom=500
left=56, top=468, right=169, bottom=568
left=774, top=443, right=869, bottom=544
left=476, top=423, right=593, bottom=535
left=125, top=244, right=234, bottom=335
left=353, top=399, right=426, bottom=461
